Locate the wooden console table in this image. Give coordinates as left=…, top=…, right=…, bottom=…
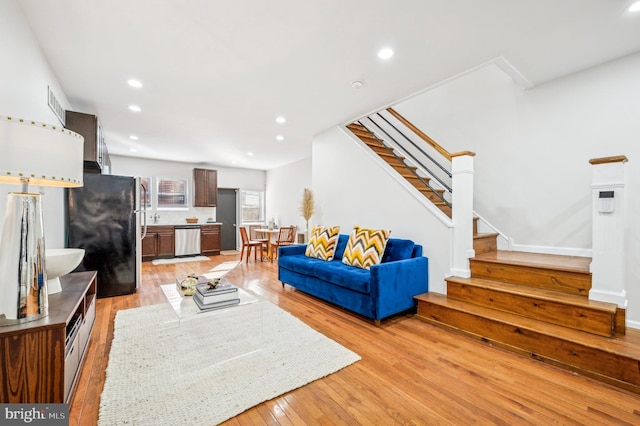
left=0, top=271, right=97, bottom=403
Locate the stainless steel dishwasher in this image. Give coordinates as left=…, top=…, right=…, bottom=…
left=174, top=225, right=201, bottom=256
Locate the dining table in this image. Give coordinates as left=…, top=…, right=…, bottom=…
left=254, top=228, right=280, bottom=261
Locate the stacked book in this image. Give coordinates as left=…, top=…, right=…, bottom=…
left=192, top=281, right=240, bottom=311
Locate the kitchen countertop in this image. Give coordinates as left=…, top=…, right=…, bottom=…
left=146, top=222, right=222, bottom=226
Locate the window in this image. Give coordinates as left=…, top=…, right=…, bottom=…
left=241, top=190, right=264, bottom=222
left=140, top=177, right=152, bottom=209
left=157, top=177, right=188, bottom=209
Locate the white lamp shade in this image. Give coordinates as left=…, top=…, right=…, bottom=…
left=0, top=116, right=84, bottom=188
left=0, top=116, right=84, bottom=324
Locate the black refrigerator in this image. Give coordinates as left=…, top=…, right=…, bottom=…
left=65, top=173, right=141, bottom=298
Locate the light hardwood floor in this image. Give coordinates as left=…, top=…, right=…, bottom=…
left=69, top=255, right=640, bottom=425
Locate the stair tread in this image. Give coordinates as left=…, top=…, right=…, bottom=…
left=415, top=293, right=640, bottom=357
left=446, top=276, right=617, bottom=313
left=473, top=232, right=499, bottom=239
left=473, top=250, right=591, bottom=274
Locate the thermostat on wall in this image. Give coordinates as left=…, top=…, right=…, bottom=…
left=599, top=191, right=614, bottom=213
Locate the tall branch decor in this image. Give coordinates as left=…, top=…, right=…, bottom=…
left=298, top=188, right=315, bottom=241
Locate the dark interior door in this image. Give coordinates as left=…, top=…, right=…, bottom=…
left=217, top=188, right=237, bottom=250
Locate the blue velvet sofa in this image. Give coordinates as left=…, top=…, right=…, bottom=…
left=278, top=234, right=428, bottom=324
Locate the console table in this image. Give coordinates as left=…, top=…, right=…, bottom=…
left=0, top=271, right=97, bottom=403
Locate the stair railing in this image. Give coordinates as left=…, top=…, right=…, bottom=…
left=356, top=118, right=451, bottom=207
left=347, top=107, right=476, bottom=277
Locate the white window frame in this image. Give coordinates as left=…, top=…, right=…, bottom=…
left=156, top=177, right=189, bottom=210
left=240, top=190, right=265, bottom=223
left=140, top=176, right=153, bottom=209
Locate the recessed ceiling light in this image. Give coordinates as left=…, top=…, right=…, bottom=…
left=275, top=116, right=286, bottom=124
left=127, top=79, right=143, bottom=88
left=128, top=105, right=141, bottom=112
left=377, top=47, right=394, bottom=60
left=129, top=135, right=139, bottom=140
left=276, top=135, right=284, bottom=141
left=630, top=1, right=640, bottom=12
left=352, top=80, right=364, bottom=89
left=231, top=161, right=238, bottom=165
left=247, top=152, right=254, bottom=156
left=129, top=148, right=137, bottom=152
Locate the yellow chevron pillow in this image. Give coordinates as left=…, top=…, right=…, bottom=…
left=305, top=226, right=341, bottom=261
left=342, top=226, right=391, bottom=270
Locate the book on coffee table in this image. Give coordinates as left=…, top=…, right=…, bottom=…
left=193, top=293, right=240, bottom=311
left=194, top=286, right=238, bottom=305
left=196, top=281, right=237, bottom=295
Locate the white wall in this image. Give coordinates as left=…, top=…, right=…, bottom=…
left=393, top=53, right=640, bottom=325
left=312, top=127, right=452, bottom=294
left=265, top=157, right=312, bottom=233
left=0, top=1, right=73, bottom=249
left=111, top=155, right=266, bottom=225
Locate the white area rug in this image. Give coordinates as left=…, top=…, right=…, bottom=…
left=98, top=298, right=360, bottom=425
left=151, top=256, right=210, bottom=265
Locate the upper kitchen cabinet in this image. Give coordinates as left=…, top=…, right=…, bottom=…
left=65, top=111, right=110, bottom=173
left=193, top=168, right=217, bottom=207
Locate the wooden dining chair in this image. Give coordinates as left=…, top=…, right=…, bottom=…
left=269, top=226, right=297, bottom=262
left=239, top=227, right=263, bottom=263
left=248, top=224, right=269, bottom=253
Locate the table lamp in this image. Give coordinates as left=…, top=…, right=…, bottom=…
left=0, top=116, right=83, bottom=326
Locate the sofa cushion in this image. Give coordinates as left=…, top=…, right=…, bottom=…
left=333, top=234, right=350, bottom=260
left=305, top=226, right=340, bottom=261
left=312, top=260, right=371, bottom=294
left=278, top=254, right=320, bottom=275
left=279, top=254, right=371, bottom=294
left=342, top=226, right=391, bottom=270
left=382, top=238, right=416, bottom=262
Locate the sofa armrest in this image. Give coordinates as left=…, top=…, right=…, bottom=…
left=279, top=244, right=307, bottom=257
left=370, top=257, right=429, bottom=320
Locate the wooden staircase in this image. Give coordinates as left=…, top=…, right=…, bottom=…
left=346, top=122, right=451, bottom=217
left=347, top=114, right=640, bottom=394
left=415, top=223, right=640, bottom=394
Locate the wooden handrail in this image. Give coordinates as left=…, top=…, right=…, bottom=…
left=589, top=155, right=628, bottom=165
left=451, top=151, right=476, bottom=158
left=386, top=107, right=452, bottom=161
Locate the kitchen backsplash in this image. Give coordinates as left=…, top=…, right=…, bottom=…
left=143, top=207, right=217, bottom=225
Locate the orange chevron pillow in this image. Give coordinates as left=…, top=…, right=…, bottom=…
left=342, top=226, right=391, bottom=270
left=305, top=226, right=341, bottom=261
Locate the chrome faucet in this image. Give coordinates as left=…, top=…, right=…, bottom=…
left=152, top=213, right=160, bottom=224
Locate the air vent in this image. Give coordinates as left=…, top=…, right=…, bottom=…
left=47, top=85, right=66, bottom=126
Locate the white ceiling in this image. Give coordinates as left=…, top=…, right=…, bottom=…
left=19, top=0, right=640, bottom=170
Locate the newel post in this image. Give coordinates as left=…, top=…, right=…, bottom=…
left=451, top=151, right=475, bottom=278
left=589, top=155, right=628, bottom=307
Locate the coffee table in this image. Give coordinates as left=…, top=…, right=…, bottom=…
left=161, top=282, right=260, bottom=320
left=160, top=282, right=264, bottom=365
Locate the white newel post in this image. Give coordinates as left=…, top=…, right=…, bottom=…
left=451, top=152, right=475, bottom=278
left=589, top=155, right=628, bottom=307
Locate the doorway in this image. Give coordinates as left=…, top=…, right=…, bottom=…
left=217, top=188, right=237, bottom=250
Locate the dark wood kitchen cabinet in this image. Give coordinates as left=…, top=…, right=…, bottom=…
left=65, top=110, right=110, bottom=173
left=142, top=226, right=175, bottom=260
left=200, top=224, right=221, bottom=256
left=193, top=168, right=218, bottom=207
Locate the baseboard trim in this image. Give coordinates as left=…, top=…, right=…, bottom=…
left=449, top=268, right=470, bottom=279
left=627, top=319, right=640, bottom=331
left=589, top=288, right=627, bottom=308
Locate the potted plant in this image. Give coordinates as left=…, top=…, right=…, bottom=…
left=298, top=188, right=315, bottom=242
